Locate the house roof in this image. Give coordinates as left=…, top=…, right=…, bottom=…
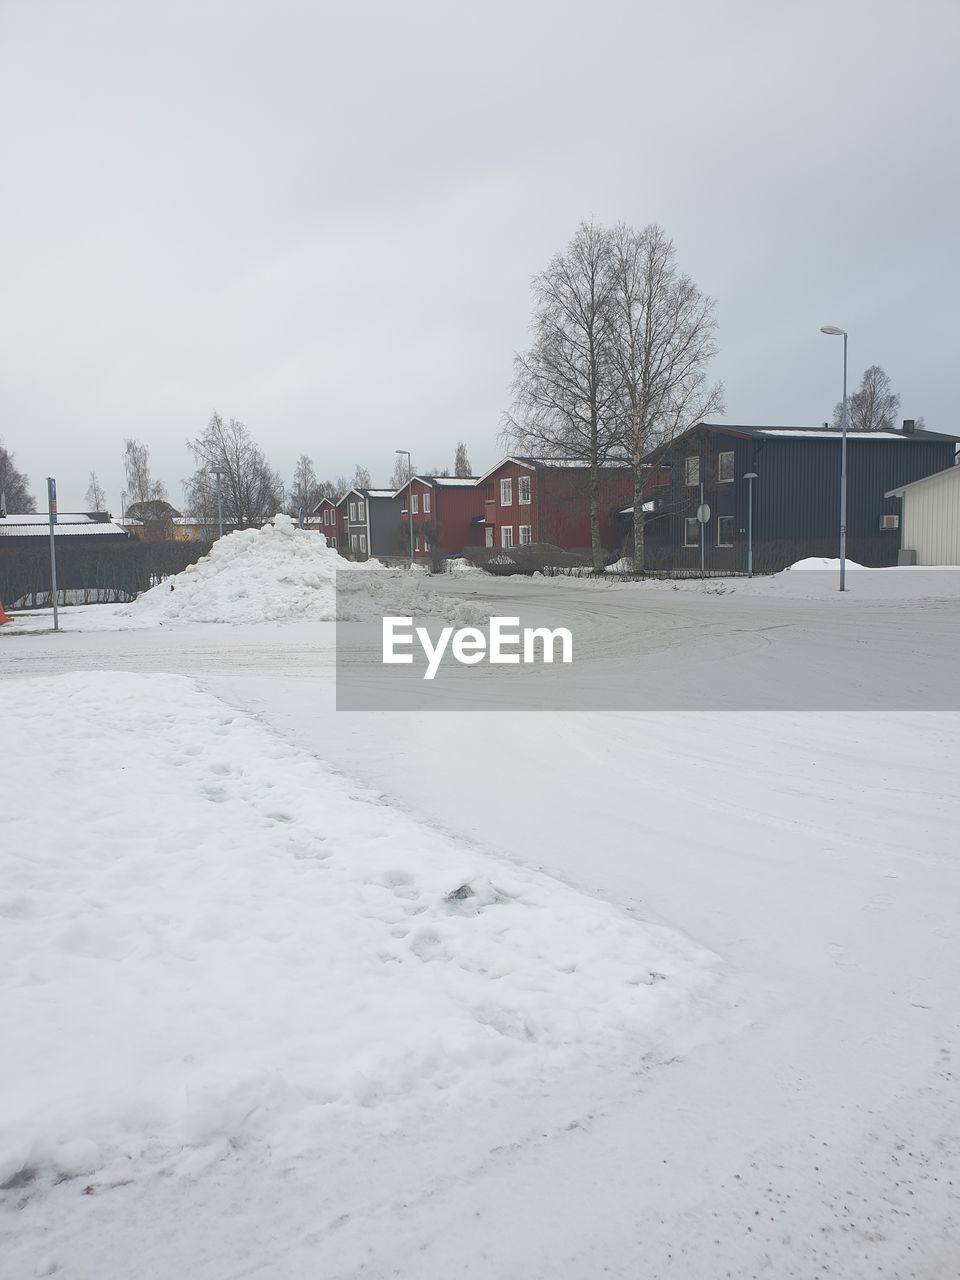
left=696, top=422, right=960, bottom=444
left=394, top=475, right=479, bottom=495
left=0, top=513, right=129, bottom=538
left=335, top=488, right=398, bottom=506
left=886, top=463, right=960, bottom=498
left=476, top=456, right=630, bottom=483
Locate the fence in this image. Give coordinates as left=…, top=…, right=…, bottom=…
left=0, top=539, right=211, bottom=608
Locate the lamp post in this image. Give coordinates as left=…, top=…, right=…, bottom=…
left=211, top=468, right=225, bottom=540
left=396, top=449, right=414, bottom=567
left=820, top=325, right=848, bottom=591
left=744, top=472, right=758, bottom=576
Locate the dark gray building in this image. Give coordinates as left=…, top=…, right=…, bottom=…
left=633, top=422, right=959, bottom=572
left=336, top=488, right=402, bottom=560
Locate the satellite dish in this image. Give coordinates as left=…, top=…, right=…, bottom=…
left=696, top=503, right=711, bottom=524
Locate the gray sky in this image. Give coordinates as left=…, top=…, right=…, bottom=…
left=2, top=0, right=957, bottom=511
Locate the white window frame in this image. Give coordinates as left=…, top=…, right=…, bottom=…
left=423, top=492, right=431, bottom=514
left=411, top=493, right=419, bottom=514
left=684, top=456, right=700, bottom=487
left=349, top=501, right=357, bottom=522
left=518, top=524, right=532, bottom=545
left=518, top=475, right=531, bottom=505
left=359, top=532, right=367, bottom=553
left=500, top=478, right=513, bottom=506
left=718, top=451, right=735, bottom=483
left=684, top=517, right=700, bottom=547
left=350, top=533, right=360, bottom=552
left=357, top=500, right=365, bottom=520
left=717, top=515, right=734, bottom=547
left=501, top=525, right=514, bottom=548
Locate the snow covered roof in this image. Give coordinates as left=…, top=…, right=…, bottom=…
left=0, top=513, right=129, bottom=538
left=476, top=457, right=630, bottom=482
left=697, top=422, right=960, bottom=444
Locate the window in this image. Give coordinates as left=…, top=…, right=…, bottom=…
left=518, top=475, right=531, bottom=505
left=500, top=478, right=513, bottom=506
left=519, top=524, right=532, bottom=545
left=685, top=456, right=700, bottom=486
left=717, top=516, right=734, bottom=546
left=684, top=517, right=700, bottom=547
left=350, top=533, right=360, bottom=552
left=324, top=509, right=331, bottom=525
left=357, top=500, right=365, bottom=521
left=359, top=533, right=367, bottom=553
left=718, top=451, right=734, bottom=483
left=423, top=492, right=431, bottom=514
left=484, top=482, right=494, bottom=502
left=349, top=501, right=357, bottom=522
left=501, top=525, right=514, bottom=548
left=411, top=494, right=419, bottom=514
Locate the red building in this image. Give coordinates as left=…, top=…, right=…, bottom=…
left=476, top=458, right=633, bottom=554
left=395, top=475, right=479, bottom=559
left=309, top=497, right=338, bottom=548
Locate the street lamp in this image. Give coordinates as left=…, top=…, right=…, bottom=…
left=820, top=324, right=848, bottom=591
left=744, top=472, right=758, bottom=576
left=396, top=449, right=414, bottom=567
left=210, top=467, right=225, bottom=540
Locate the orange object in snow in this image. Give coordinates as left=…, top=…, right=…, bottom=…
left=0, top=600, right=12, bottom=624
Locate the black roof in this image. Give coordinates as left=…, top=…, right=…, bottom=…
left=697, top=422, right=960, bottom=444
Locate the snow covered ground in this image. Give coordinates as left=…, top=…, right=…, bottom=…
left=2, top=571, right=959, bottom=1278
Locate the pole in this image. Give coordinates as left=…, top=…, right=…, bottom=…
left=699, top=480, right=705, bottom=578
left=839, top=332, right=848, bottom=592
left=397, top=449, right=413, bottom=567
left=747, top=477, right=754, bottom=577
left=47, top=477, right=60, bottom=631
left=213, top=469, right=224, bottom=540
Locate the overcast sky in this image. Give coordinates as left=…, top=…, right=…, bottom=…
left=1, top=0, right=957, bottom=511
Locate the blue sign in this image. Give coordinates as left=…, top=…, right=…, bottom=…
left=47, top=477, right=57, bottom=525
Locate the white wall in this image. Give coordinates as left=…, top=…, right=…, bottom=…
left=900, top=465, right=960, bottom=565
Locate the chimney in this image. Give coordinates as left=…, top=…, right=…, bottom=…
left=902, top=419, right=916, bottom=434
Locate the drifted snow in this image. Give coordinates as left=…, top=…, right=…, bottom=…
left=0, top=672, right=718, bottom=1272
left=122, top=514, right=481, bottom=625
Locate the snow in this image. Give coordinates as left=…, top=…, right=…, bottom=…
left=1, top=671, right=717, bottom=1278
left=787, top=556, right=867, bottom=570
left=3, top=573, right=960, bottom=1277
left=117, top=514, right=482, bottom=626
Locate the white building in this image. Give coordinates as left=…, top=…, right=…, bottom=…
left=886, top=464, right=960, bottom=565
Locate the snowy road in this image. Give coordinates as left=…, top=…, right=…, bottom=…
left=2, top=577, right=959, bottom=1278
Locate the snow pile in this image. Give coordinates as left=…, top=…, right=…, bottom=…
left=0, top=674, right=718, bottom=1272
left=121, top=515, right=482, bottom=625
left=605, top=557, right=635, bottom=573
left=786, top=556, right=867, bottom=571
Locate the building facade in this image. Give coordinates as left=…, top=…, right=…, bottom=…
left=638, top=422, right=959, bottom=572
left=336, top=488, right=402, bottom=559
left=395, top=476, right=479, bottom=560
left=887, top=463, right=960, bottom=565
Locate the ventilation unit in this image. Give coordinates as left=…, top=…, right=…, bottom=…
left=880, top=514, right=900, bottom=530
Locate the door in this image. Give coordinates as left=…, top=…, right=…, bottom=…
left=484, top=525, right=494, bottom=548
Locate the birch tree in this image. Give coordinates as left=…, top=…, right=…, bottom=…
left=0, top=441, right=36, bottom=512
left=454, top=442, right=472, bottom=477
left=608, top=224, right=723, bottom=571
left=505, top=221, right=621, bottom=571
left=184, top=413, right=283, bottom=529
left=832, top=364, right=900, bottom=432
left=86, top=472, right=106, bottom=512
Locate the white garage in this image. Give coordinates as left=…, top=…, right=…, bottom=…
left=887, top=463, right=960, bottom=565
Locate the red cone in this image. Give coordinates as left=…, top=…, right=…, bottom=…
left=0, top=600, right=12, bottom=625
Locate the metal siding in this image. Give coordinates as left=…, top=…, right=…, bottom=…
left=899, top=466, right=960, bottom=564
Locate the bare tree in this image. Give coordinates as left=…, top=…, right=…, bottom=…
left=504, top=221, right=622, bottom=571
left=388, top=454, right=412, bottom=492
left=184, top=412, right=284, bottom=529
left=833, top=364, right=901, bottom=432
left=86, top=471, right=107, bottom=512
left=352, top=464, right=372, bottom=490
left=608, top=223, right=724, bottom=571
left=454, top=442, right=472, bottom=477
left=122, top=439, right=166, bottom=513
left=0, top=441, right=36, bottom=512
left=288, top=454, right=322, bottom=516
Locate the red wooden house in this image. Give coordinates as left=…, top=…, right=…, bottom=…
left=475, top=458, right=633, bottom=554
left=309, top=497, right=338, bottom=548
left=395, top=475, right=479, bottom=559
